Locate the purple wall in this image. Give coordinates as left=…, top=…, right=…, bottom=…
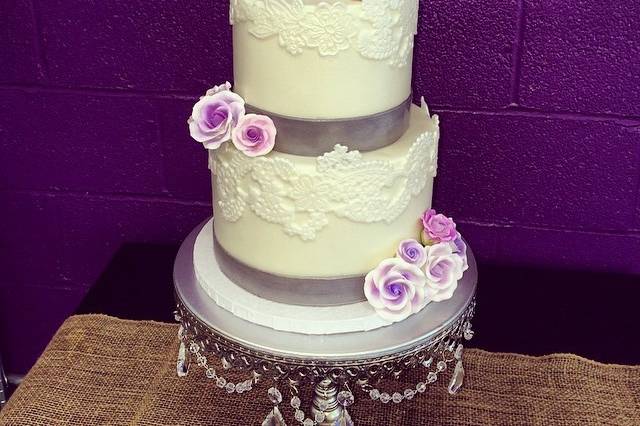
left=1, top=1, right=639, bottom=375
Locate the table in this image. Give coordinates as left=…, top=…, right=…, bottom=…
left=0, top=315, right=638, bottom=425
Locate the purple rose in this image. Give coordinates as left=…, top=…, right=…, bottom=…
left=420, top=209, right=457, bottom=244
left=396, top=239, right=427, bottom=267
left=424, top=243, right=465, bottom=302
left=188, top=83, right=245, bottom=150
left=232, top=114, right=277, bottom=157
left=364, top=258, right=430, bottom=323
left=450, top=232, right=469, bottom=271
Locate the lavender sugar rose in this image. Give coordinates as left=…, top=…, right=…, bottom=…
left=188, top=82, right=246, bottom=150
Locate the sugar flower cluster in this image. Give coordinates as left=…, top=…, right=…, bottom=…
left=188, top=82, right=276, bottom=157
left=364, top=209, right=469, bottom=323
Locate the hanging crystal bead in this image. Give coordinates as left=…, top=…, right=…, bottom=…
left=392, top=392, right=403, bottom=403
left=437, top=361, right=447, bottom=372
left=294, top=409, right=305, bottom=422
left=317, top=399, right=329, bottom=411
left=314, top=411, right=326, bottom=423
left=416, top=382, right=427, bottom=393
left=369, top=389, right=381, bottom=400
left=337, top=390, right=354, bottom=407
left=404, top=389, right=415, bottom=400
left=463, top=322, right=474, bottom=340
left=303, top=419, right=314, bottom=426
left=205, top=367, right=215, bottom=379
left=380, top=392, right=391, bottom=404
left=216, top=377, right=227, bottom=388
left=455, top=344, right=464, bottom=360
left=196, top=355, right=207, bottom=367
left=267, top=387, right=283, bottom=405
left=427, top=372, right=437, bottom=383
left=221, top=357, right=232, bottom=370
left=290, top=395, right=301, bottom=409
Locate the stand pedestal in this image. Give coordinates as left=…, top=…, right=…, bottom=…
left=174, top=221, right=477, bottom=425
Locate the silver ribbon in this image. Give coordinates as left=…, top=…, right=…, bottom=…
left=246, top=96, right=412, bottom=156
left=214, top=235, right=366, bottom=307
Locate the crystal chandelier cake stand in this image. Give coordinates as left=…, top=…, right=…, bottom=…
left=174, top=221, right=477, bottom=425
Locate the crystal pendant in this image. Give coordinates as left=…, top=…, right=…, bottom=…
left=262, top=406, right=286, bottom=426
left=334, top=408, right=354, bottom=426
left=176, top=341, right=189, bottom=377
left=448, top=360, right=465, bottom=395
left=268, top=387, right=283, bottom=405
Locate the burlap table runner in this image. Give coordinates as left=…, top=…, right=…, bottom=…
left=0, top=315, right=638, bottom=425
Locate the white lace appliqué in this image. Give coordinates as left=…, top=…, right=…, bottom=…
left=230, top=0, right=419, bottom=67
left=211, top=126, right=438, bottom=241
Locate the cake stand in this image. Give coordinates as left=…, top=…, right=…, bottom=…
left=174, top=220, right=477, bottom=425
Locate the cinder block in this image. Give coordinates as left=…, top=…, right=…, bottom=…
left=433, top=111, right=639, bottom=231
left=519, top=0, right=640, bottom=115
left=0, top=89, right=164, bottom=194
left=414, top=0, right=518, bottom=108
left=0, top=0, right=43, bottom=84
left=38, top=0, right=232, bottom=92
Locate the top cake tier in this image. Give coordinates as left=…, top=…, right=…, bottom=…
left=231, top=0, right=419, bottom=119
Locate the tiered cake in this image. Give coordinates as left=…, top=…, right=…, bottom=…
left=187, top=0, right=469, bottom=335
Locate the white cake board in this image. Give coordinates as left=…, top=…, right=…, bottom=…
left=190, top=218, right=477, bottom=336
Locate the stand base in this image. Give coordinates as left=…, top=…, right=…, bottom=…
left=174, top=219, right=477, bottom=425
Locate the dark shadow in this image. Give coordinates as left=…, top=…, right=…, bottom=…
left=472, top=262, right=640, bottom=364
left=75, top=243, right=179, bottom=323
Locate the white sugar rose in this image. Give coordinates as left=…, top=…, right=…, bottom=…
left=424, top=242, right=465, bottom=302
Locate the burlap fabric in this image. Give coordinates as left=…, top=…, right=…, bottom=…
left=0, top=315, right=638, bottom=425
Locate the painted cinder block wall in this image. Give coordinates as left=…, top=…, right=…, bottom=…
left=1, top=0, right=639, bottom=375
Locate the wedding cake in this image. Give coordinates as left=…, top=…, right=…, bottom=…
left=187, top=0, right=469, bottom=335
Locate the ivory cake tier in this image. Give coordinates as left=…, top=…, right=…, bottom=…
left=211, top=105, right=439, bottom=278
left=231, top=0, right=418, bottom=118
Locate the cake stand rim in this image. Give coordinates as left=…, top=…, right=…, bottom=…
left=174, top=218, right=477, bottom=362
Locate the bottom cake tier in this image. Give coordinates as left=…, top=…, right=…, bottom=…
left=194, top=219, right=476, bottom=335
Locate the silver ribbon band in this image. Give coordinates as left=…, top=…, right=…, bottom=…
left=246, top=96, right=412, bottom=157
left=214, top=235, right=366, bottom=307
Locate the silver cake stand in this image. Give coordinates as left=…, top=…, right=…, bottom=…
left=174, top=220, right=477, bottom=425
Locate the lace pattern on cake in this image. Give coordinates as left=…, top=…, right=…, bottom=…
left=229, top=0, right=419, bottom=67
left=211, top=123, right=438, bottom=241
